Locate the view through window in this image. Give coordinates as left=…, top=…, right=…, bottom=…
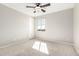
left=36, top=16, right=46, bottom=31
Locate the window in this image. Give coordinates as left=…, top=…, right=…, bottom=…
left=36, top=17, right=46, bottom=31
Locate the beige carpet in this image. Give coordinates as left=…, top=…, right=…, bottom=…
left=0, top=39, right=78, bottom=56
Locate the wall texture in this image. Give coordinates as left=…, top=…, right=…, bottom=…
left=73, top=4, right=79, bottom=54
left=35, top=8, right=73, bottom=43
left=0, top=4, right=34, bottom=45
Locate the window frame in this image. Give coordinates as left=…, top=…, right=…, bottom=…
left=36, top=17, right=46, bottom=31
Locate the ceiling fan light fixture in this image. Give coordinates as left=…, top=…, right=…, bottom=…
left=26, top=3, right=50, bottom=13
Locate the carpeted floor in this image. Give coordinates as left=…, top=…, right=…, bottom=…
left=0, top=39, right=78, bottom=56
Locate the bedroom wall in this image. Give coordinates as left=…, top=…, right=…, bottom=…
left=0, top=4, right=34, bottom=45
left=35, top=8, right=73, bottom=43
left=73, top=4, right=79, bottom=54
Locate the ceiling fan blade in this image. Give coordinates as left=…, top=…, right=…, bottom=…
left=40, top=3, right=50, bottom=7
left=41, top=9, right=46, bottom=12
left=26, top=6, right=35, bottom=8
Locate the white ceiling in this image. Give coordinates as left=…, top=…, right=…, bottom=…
left=2, top=3, right=74, bottom=17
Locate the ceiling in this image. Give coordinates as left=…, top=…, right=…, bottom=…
left=2, top=3, right=74, bottom=17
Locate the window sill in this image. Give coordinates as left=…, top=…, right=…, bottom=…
left=37, top=29, right=46, bottom=31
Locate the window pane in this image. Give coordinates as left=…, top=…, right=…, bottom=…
left=42, top=19, right=45, bottom=25
left=37, top=26, right=41, bottom=29
left=36, top=17, right=46, bottom=31
left=41, top=25, right=45, bottom=29
left=38, top=19, right=42, bottom=26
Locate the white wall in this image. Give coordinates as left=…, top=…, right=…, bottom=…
left=35, top=9, right=73, bottom=43
left=0, top=4, right=34, bottom=45
left=29, top=17, right=34, bottom=39
left=73, top=4, right=79, bottom=54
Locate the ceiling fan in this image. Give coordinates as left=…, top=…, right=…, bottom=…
left=26, top=3, right=50, bottom=13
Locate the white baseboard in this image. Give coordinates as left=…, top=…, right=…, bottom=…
left=35, top=37, right=73, bottom=46
left=0, top=38, right=29, bottom=48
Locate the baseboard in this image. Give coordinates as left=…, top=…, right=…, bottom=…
left=0, top=38, right=29, bottom=48
left=35, top=37, right=73, bottom=46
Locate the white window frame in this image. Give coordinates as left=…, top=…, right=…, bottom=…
left=36, top=16, right=46, bottom=31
